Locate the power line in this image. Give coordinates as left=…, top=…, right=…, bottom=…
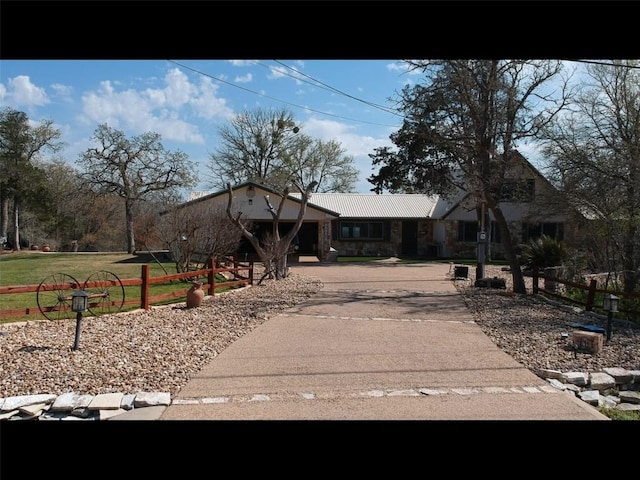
left=270, top=60, right=403, bottom=117
left=167, top=60, right=402, bottom=128
left=567, top=59, right=640, bottom=70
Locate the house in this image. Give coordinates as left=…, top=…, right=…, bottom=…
left=428, top=151, right=587, bottom=260
left=176, top=152, right=585, bottom=262
left=178, top=182, right=341, bottom=262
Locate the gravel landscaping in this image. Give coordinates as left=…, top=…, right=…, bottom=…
left=1, top=263, right=638, bottom=399
left=0, top=270, right=323, bottom=398
left=455, top=266, right=640, bottom=376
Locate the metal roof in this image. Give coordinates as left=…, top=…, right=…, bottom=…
left=291, top=192, right=439, bottom=219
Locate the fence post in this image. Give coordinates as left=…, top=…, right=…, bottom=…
left=249, top=261, right=254, bottom=285
left=208, top=256, right=215, bottom=297
left=141, top=264, right=150, bottom=310
left=585, top=279, right=597, bottom=311
left=532, top=266, right=539, bottom=294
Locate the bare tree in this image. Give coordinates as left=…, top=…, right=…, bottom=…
left=208, top=107, right=357, bottom=192
left=289, top=137, right=359, bottom=192
left=209, top=108, right=299, bottom=190
left=160, top=201, right=245, bottom=274
left=542, top=60, right=640, bottom=293
left=78, top=124, right=197, bottom=253
left=226, top=180, right=318, bottom=280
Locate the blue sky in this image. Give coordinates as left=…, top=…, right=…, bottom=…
left=0, top=2, right=633, bottom=196
left=0, top=58, right=613, bottom=197
left=0, top=59, right=422, bottom=194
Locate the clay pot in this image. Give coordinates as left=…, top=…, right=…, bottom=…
left=186, top=281, right=204, bottom=308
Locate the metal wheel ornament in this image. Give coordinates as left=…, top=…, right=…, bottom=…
left=36, top=273, right=81, bottom=321
left=83, top=270, right=125, bottom=317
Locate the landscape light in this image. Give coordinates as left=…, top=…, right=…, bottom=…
left=603, top=293, right=619, bottom=341
left=71, top=289, right=89, bottom=351
left=71, top=289, right=88, bottom=313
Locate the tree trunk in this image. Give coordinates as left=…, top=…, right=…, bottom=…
left=226, top=181, right=317, bottom=282
left=12, top=198, right=20, bottom=251
left=1, top=196, right=8, bottom=240
left=125, top=200, right=135, bottom=254
left=492, top=205, right=527, bottom=294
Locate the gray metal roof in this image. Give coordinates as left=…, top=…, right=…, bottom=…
left=291, top=192, right=439, bottom=219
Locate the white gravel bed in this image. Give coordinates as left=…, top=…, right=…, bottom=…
left=1, top=263, right=638, bottom=400
left=0, top=270, right=323, bottom=398
left=455, top=265, right=640, bottom=376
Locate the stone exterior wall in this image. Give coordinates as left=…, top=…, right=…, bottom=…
left=331, top=220, right=439, bottom=258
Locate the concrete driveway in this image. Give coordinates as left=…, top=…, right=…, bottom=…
left=159, top=261, right=608, bottom=420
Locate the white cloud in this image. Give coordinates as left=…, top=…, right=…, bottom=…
left=3, top=75, right=49, bottom=107
left=386, top=61, right=416, bottom=74
left=51, top=83, right=73, bottom=98
left=267, top=64, right=305, bottom=85
left=234, top=73, right=253, bottom=83
left=79, top=67, right=234, bottom=145
left=145, top=68, right=195, bottom=108
left=228, top=60, right=258, bottom=67
left=304, top=117, right=392, bottom=153
left=301, top=117, right=394, bottom=192
left=386, top=61, right=419, bottom=89
left=190, top=76, right=234, bottom=120
left=267, top=65, right=288, bottom=80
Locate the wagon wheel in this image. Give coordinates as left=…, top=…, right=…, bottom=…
left=36, top=273, right=81, bottom=321
left=83, top=270, right=125, bottom=317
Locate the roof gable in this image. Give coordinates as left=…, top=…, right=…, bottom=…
left=177, top=181, right=341, bottom=218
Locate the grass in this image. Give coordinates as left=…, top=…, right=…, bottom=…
left=0, top=251, right=172, bottom=285
left=0, top=251, right=236, bottom=324
left=598, top=407, right=640, bottom=421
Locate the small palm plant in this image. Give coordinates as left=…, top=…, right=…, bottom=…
left=520, top=235, right=568, bottom=271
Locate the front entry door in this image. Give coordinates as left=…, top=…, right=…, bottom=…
left=401, top=221, right=418, bottom=256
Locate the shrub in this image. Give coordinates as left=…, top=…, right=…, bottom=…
left=519, top=235, right=568, bottom=270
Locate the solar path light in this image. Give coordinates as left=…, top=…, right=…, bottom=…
left=71, top=289, right=89, bottom=351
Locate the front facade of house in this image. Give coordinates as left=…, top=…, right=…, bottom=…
left=181, top=182, right=341, bottom=262
left=177, top=153, right=584, bottom=262
left=432, top=152, right=587, bottom=260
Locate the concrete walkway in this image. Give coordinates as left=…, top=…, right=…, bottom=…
left=159, top=261, right=608, bottom=420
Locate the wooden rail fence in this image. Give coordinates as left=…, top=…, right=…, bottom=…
left=0, top=257, right=254, bottom=320
left=532, top=267, right=640, bottom=319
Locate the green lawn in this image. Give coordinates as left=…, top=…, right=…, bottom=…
left=0, top=251, right=237, bottom=324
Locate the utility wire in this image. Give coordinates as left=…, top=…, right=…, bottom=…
left=167, top=60, right=402, bottom=128
left=567, top=59, right=640, bottom=70
left=270, top=60, right=404, bottom=117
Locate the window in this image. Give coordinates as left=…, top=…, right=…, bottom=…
left=522, top=222, right=564, bottom=242
left=490, top=221, right=501, bottom=244
left=339, top=221, right=384, bottom=240
left=458, top=221, right=478, bottom=242
left=459, top=220, right=501, bottom=243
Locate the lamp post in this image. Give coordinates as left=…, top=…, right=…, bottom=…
left=602, top=293, right=619, bottom=341
left=71, top=289, right=89, bottom=351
